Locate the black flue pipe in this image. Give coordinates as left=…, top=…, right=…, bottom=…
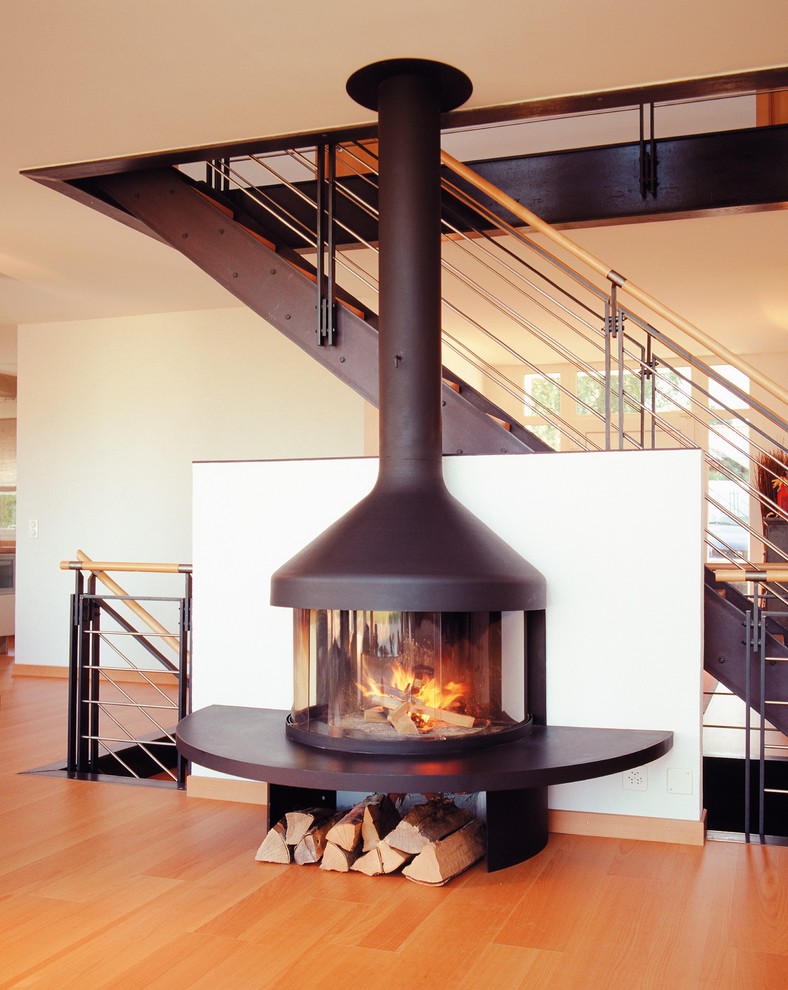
left=376, top=69, right=443, bottom=485
left=349, top=60, right=472, bottom=486
left=271, top=60, right=545, bottom=612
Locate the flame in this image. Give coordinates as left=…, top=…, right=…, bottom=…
left=358, top=660, right=467, bottom=715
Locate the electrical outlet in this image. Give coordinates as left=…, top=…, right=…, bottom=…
left=622, top=767, right=648, bottom=791
left=28, top=518, right=39, bottom=539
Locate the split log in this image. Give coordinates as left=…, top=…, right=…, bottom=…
left=368, top=694, right=403, bottom=711
left=403, top=819, right=486, bottom=886
left=254, top=819, right=291, bottom=864
left=361, top=794, right=401, bottom=852
left=388, top=701, right=420, bottom=736
left=320, top=841, right=358, bottom=873
left=326, top=795, right=385, bottom=852
left=386, top=798, right=473, bottom=855
left=411, top=702, right=475, bottom=728
left=363, top=706, right=388, bottom=722
left=293, top=811, right=345, bottom=865
left=351, top=839, right=413, bottom=877
left=285, top=806, right=335, bottom=846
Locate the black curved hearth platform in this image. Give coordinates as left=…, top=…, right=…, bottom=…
left=176, top=706, right=673, bottom=872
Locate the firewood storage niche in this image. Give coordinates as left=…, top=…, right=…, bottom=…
left=288, top=608, right=532, bottom=754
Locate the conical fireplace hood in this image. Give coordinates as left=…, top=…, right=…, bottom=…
left=270, top=59, right=545, bottom=613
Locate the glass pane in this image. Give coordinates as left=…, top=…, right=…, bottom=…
left=710, top=365, right=749, bottom=410
left=707, top=420, right=750, bottom=560
left=0, top=493, right=15, bottom=530
left=290, top=609, right=529, bottom=746
left=576, top=370, right=644, bottom=415
left=530, top=423, right=561, bottom=450
left=576, top=371, right=605, bottom=415
left=523, top=373, right=562, bottom=449
left=523, top=373, right=560, bottom=416
left=653, top=367, right=692, bottom=412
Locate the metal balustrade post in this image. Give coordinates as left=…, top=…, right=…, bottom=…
left=316, top=143, right=337, bottom=346
left=758, top=604, right=767, bottom=841
left=177, top=571, right=192, bottom=789
left=87, top=587, right=101, bottom=773
left=744, top=607, right=752, bottom=842
left=646, top=337, right=657, bottom=450
left=743, top=597, right=768, bottom=842
left=76, top=575, right=96, bottom=774
left=604, top=297, right=612, bottom=450
left=66, top=569, right=84, bottom=776
left=616, top=299, right=625, bottom=450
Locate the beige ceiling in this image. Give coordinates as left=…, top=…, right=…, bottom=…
left=2, top=0, right=787, bottom=361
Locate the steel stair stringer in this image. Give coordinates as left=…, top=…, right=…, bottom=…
left=91, top=167, right=550, bottom=457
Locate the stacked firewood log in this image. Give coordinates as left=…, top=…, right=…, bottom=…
left=255, top=794, right=486, bottom=885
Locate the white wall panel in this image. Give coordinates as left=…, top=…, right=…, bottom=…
left=193, top=447, right=704, bottom=821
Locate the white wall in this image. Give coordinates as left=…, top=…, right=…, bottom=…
left=16, top=306, right=367, bottom=665
left=193, top=447, right=704, bottom=822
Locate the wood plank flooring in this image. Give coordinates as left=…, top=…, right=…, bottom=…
left=1, top=675, right=786, bottom=989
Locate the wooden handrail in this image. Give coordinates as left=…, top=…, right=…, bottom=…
left=61, top=550, right=188, bottom=658
left=60, top=559, right=191, bottom=574
left=440, top=150, right=788, bottom=412
left=713, top=564, right=788, bottom=584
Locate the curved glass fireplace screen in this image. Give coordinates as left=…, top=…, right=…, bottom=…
left=288, top=609, right=530, bottom=754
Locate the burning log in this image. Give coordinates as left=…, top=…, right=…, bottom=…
left=402, top=819, right=486, bottom=886
left=386, top=798, right=473, bottom=855
left=351, top=839, right=413, bottom=877
left=293, top=811, right=345, bottom=865
left=254, top=819, right=291, bottom=864
left=320, top=841, right=358, bottom=873
left=361, top=794, right=401, bottom=851
left=383, top=697, right=476, bottom=735
left=388, top=701, right=420, bottom=736
left=411, top=703, right=475, bottom=728
left=368, top=694, right=403, bottom=711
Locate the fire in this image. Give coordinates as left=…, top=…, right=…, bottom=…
left=357, top=660, right=469, bottom=734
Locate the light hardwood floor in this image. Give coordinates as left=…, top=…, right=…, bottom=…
left=1, top=675, right=786, bottom=989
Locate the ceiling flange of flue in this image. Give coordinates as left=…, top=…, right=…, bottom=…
left=270, top=59, right=546, bottom=613
left=345, top=57, right=473, bottom=112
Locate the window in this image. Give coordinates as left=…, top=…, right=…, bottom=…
left=576, top=370, right=643, bottom=416
left=652, top=367, right=692, bottom=412
left=576, top=366, right=692, bottom=416
left=0, top=419, right=15, bottom=535
left=523, top=373, right=561, bottom=450
left=706, top=367, right=750, bottom=561
left=0, top=494, right=15, bottom=530
left=709, top=364, right=749, bottom=411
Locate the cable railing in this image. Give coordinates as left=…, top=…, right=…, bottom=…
left=184, top=135, right=788, bottom=585
left=60, top=551, right=192, bottom=788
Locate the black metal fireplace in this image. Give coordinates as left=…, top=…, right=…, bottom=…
left=170, top=58, right=672, bottom=874
left=270, top=59, right=546, bottom=755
